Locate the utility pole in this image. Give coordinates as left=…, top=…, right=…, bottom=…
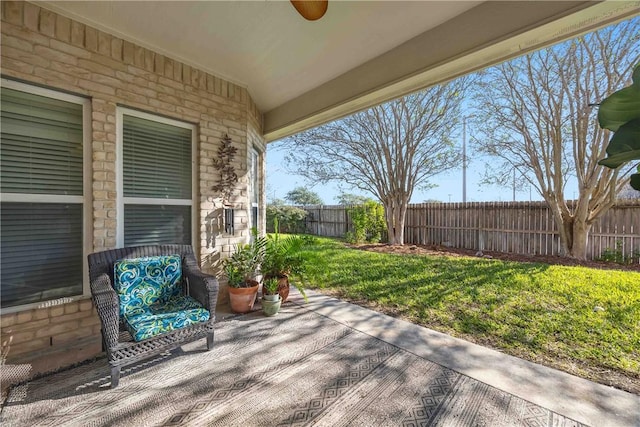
left=462, top=115, right=474, bottom=203
left=512, top=168, right=516, bottom=202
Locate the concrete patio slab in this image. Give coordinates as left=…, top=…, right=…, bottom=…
left=290, top=290, right=639, bottom=427
left=2, top=289, right=637, bottom=427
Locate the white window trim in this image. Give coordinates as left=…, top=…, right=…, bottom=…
left=1, top=194, right=83, bottom=204
left=116, top=107, right=197, bottom=249
left=249, top=146, right=262, bottom=233
left=123, top=198, right=192, bottom=206
left=0, top=78, right=92, bottom=314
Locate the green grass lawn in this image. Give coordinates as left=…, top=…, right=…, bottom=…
left=297, top=236, right=640, bottom=393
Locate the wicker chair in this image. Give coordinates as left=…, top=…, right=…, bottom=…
left=88, top=245, right=219, bottom=388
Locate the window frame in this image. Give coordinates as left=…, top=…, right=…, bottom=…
left=116, top=107, right=197, bottom=249
left=249, top=146, right=262, bottom=233
left=0, top=78, right=92, bottom=314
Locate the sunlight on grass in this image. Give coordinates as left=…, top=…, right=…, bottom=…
left=299, top=237, right=640, bottom=387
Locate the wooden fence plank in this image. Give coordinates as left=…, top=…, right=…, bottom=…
left=301, top=201, right=640, bottom=261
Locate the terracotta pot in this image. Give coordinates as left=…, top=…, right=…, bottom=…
left=228, top=282, right=259, bottom=313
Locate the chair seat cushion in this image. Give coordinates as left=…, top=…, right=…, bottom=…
left=124, top=295, right=210, bottom=342
left=114, top=255, right=183, bottom=317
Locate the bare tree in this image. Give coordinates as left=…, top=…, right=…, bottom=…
left=472, top=18, right=639, bottom=259
left=618, top=184, right=640, bottom=200
left=278, top=82, right=466, bottom=244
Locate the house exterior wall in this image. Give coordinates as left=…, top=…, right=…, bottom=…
left=0, top=1, right=265, bottom=378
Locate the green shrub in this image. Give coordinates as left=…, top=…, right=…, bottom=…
left=347, top=201, right=385, bottom=243
left=266, top=204, right=308, bottom=233
left=599, top=240, right=640, bottom=265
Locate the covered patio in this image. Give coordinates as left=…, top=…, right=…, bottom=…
left=2, top=1, right=640, bottom=426
left=2, top=291, right=638, bottom=426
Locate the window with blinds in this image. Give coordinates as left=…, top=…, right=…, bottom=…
left=0, top=83, right=88, bottom=309
left=120, top=111, right=194, bottom=247
left=250, top=147, right=260, bottom=231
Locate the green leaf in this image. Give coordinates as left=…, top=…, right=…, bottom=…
left=631, top=165, right=640, bottom=191
left=598, top=63, right=640, bottom=132
left=598, top=119, right=640, bottom=168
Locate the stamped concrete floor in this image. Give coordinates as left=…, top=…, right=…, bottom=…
left=2, top=291, right=638, bottom=427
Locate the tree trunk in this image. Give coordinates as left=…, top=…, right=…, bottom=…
left=558, top=215, right=592, bottom=259
left=568, top=221, right=591, bottom=259
left=383, top=196, right=408, bottom=245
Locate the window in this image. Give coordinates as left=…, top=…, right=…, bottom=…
left=0, top=80, right=90, bottom=310
left=117, top=109, right=195, bottom=247
left=249, top=147, right=261, bottom=232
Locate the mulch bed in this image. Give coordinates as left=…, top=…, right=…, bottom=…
left=350, top=243, right=640, bottom=272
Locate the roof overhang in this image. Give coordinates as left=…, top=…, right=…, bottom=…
left=264, top=1, right=640, bottom=141
left=36, top=1, right=640, bottom=142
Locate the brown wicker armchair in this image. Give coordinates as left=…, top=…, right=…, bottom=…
left=88, top=245, right=218, bottom=388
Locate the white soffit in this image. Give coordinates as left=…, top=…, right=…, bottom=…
left=37, top=1, right=640, bottom=141
left=37, top=1, right=480, bottom=110
left=264, top=1, right=640, bottom=141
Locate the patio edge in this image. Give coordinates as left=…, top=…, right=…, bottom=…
left=290, top=290, right=640, bottom=427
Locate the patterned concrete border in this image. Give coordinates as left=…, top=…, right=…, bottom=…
left=1, top=292, right=637, bottom=426
left=291, top=291, right=640, bottom=427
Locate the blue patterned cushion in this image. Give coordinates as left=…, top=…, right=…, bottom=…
left=124, top=295, right=210, bottom=342
left=114, top=255, right=182, bottom=317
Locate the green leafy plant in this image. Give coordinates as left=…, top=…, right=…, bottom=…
left=223, top=229, right=267, bottom=288
left=598, top=240, right=640, bottom=265
left=346, top=201, right=385, bottom=243
left=262, top=225, right=305, bottom=278
left=266, top=202, right=308, bottom=233
left=262, top=277, right=279, bottom=295
left=261, top=220, right=309, bottom=301
left=598, top=63, right=640, bottom=190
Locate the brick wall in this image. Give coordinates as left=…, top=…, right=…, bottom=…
left=1, top=299, right=102, bottom=379
left=0, top=1, right=265, bottom=377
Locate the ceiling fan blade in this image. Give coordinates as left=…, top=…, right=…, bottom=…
left=290, top=0, right=328, bottom=21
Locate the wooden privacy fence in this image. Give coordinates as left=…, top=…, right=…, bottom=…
left=303, top=201, right=640, bottom=261
left=303, top=205, right=352, bottom=237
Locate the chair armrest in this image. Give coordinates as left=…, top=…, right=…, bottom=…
left=90, top=273, right=120, bottom=349
left=184, top=265, right=219, bottom=314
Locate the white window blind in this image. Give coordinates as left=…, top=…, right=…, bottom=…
left=124, top=204, right=191, bottom=246
left=0, top=85, right=86, bottom=308
left=120, top=112, right=194, bottom=247
left=1, top=88, right=83, bottom=195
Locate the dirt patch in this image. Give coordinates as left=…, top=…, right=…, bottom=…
left=349, top=243, right=640, bottom=272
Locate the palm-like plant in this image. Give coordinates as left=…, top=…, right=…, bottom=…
left=261, top=219, right=308, bottom=301
left=223, top=230, right=267, bottom=288
left=262, top=234, right=305, bottom=278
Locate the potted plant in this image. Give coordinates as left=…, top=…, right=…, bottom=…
left=223, top=232, right=267, bottom=313
left=261, top=277, right=281, bottom=316
left=261, top=220, right=308, bottom=302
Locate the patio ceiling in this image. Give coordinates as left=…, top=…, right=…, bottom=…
left=38, top=1, right=639, bottom=142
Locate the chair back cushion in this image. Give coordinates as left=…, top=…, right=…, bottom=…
left=114, top=255, right=182, bottom=317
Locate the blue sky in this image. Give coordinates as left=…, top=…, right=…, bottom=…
left=266, top=140, right=550, bottom=204
left=264, top=17, right=638, bottom=206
